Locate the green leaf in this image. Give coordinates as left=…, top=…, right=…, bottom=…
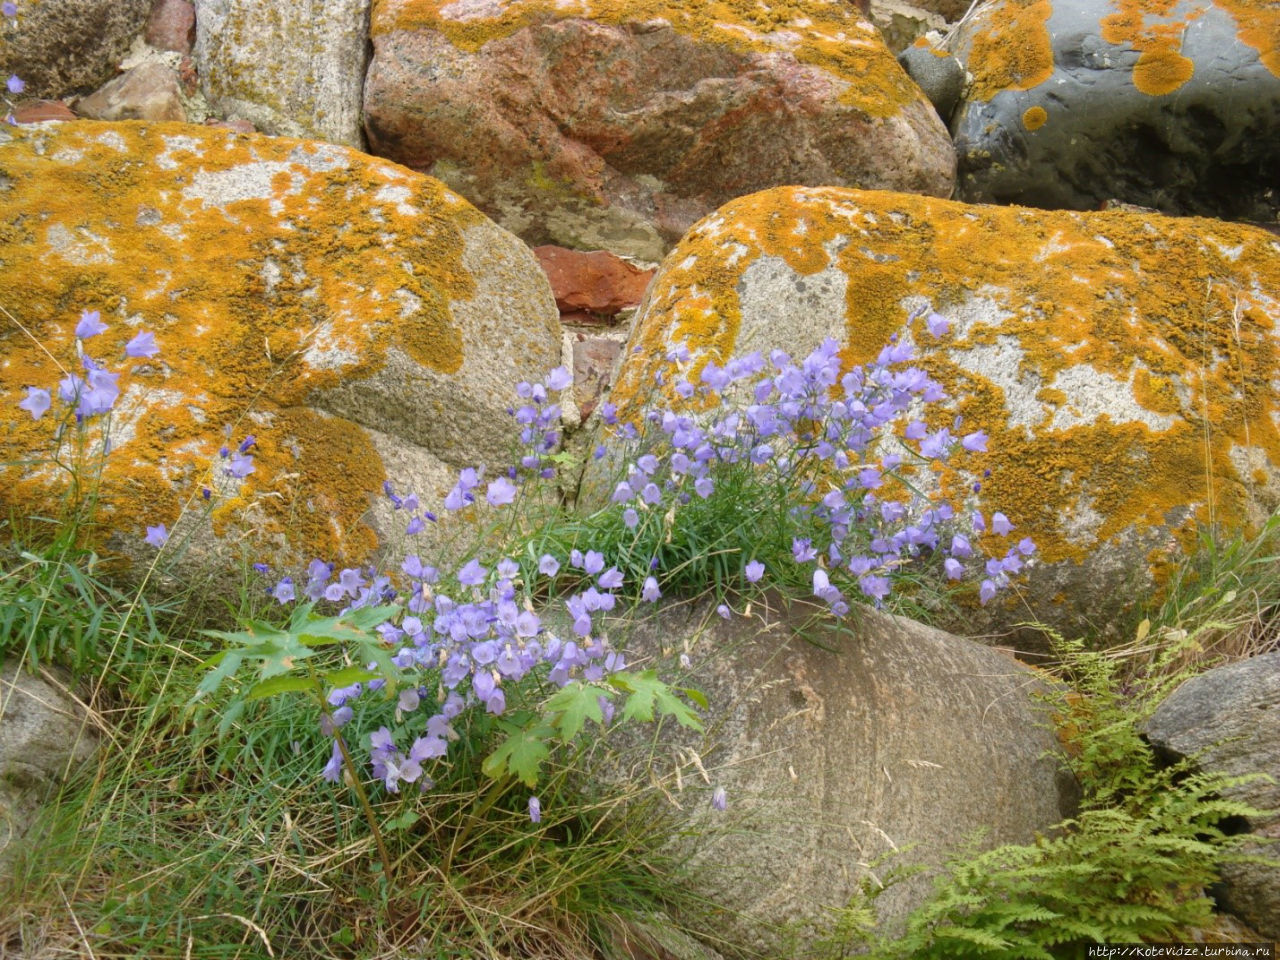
left=611, top=670, right=704, bottom=730
left=324, top=664, right=379, bottom=687
left=294, top=605, right=400, bottom=646
left=482, top=720, right=555, bottom=788
left=545, top=681, right=610, bottom=740
left=216, top=697, right=245, bottom=740
left=245, top=674, right=317, bottom=701
left=194, top=650, right=244, bottom=699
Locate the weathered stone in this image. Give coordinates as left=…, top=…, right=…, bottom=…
left=869, top=0, right=948, bottom=53
left=603, top=595, right=1077, bottom=953
left=0, top=121, right=560, bottom=575
left=607, top=186, right=1280, bottom=643
left=898, top=35, right=964, bottom=121
left=0, top=0, right=150, bottom=100
left=534, top=245, right=655, bottom=317
left=572, top=334, right=623, bottom=419
left=11, top=100, right=77, bottom=123
left=146, top=0, right=196, bottom=54
left=951, top=0, right=1280, bottom=223
left=75, top=60, right=186, bottom=122
left=1142, top=653, right=1280, bottom=940
left=364, top=0, right=955, bottom=261
left=0, top=663, right=99, bottom=876
left=194, top=0, right=371, bottom=148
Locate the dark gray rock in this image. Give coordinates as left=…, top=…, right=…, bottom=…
left=898, top=40, right=965, bottom=122
left=951, top=0, right=1280, bottom=222
left=0, top=0, right=150, bottom=99
left=603, top=595, right=1079, bottom=954
left=1142, top=652, right=1280, bottom=939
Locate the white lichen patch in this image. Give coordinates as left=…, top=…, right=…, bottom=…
left=949, top=335, right=1045, bottom=434
left=736, top=255, right=848, bottom=360
left=45, top=223, right=114, bottom=266
left=301, top=319, right=362, bottom=372
left=374, top=183, right=419, bottom=216
left=182, top=162, right=303, bottom=212
left=1059, top=488, right=1106, bottom=546
left=92, top=130, right=128, bottom=153
left=439, top=0, right=508, bottom=21
left=1046, top=363, right=1176, bottom=433
left=156, top=135, right=205, bottom=171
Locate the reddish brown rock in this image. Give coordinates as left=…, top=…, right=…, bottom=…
left=533, top=245, right=655, bottom=317
left=75, top=61, right=186, bottom=123
left=204, top=117, right=256, bottom=133
left=11, top=100, right=77, bottom=123
left=145, top=0, right=196, bottom=54
left=365, top=0, right=955, bottom=261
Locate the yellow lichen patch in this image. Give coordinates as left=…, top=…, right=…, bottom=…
left=1214, top=0, right=1280, bottom=76
left=965, top=0, right=1054, bottom=101
left=371, top=0, right=922, bottom=119
left=612, top=185, right=1280, bottom=574
left=214, top=409, right=386, bottom=565
left=1022, top=104, right=1049, bottom=130
left=0, top=121, right=492, bottom=564
left=1100, top=0, right=1205, bottom=95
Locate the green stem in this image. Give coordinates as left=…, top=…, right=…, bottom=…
left=313, top=676, right=395, bottom=883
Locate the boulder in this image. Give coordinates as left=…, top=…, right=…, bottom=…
left=1142, top=652, right=1280, bottom=940
left=0, top=663, right=100, bottom=876
left=605, top=595, right=1077, bottom=953
left=897, top=36, right=965, bottom=121
left=950, top=0, right=1280, bottom=223
left=193, top=0, right=372, bottom=148
left=607, top=185, right=1280, bottom=643
left=74, top=60, right=186, bottom=122
left=0, top=121, right=560, bottom=575
left=0, top=0, right=150, bottom=100
left=364, top=0, right=955, bottom=262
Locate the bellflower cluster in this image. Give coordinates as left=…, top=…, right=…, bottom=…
left=600, top=309, right=1032, bottom=613
left=17, top=310, right=160, bottom=427
left=263, top=367, right=632, bottom=795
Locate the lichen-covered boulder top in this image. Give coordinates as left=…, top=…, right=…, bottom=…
left=364, top=0, right=955, bottom=262
left=950, top=0, right=1280, bottom=221
left=610, top=185, right=1280, bottom=637
left=0, top=120, right=559, bottom=567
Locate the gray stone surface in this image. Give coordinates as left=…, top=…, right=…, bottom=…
left=1143, top=652, right=1280, bottom=940
left=601, top=595, right=1078, bottom=954
left=0, top=663, right=99, bottom=875
left=898, top=41, right=964, bottom=122
left=193, top=0, right=371, bottom=148
left=0, top=0, right=150, bottom=99
left=951, top=0, right=1280, bottom=222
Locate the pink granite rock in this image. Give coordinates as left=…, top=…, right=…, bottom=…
left=364, top=0, right=955, bottom=261
left=145, top=0, right=196, bottom=54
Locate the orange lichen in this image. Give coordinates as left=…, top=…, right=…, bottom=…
left=1021, top=105, right=1048, bottom=130
left=1101, top=0, right=1204, bottom=95
left=1214, top=0, right=1280, bottom=77
left=611, top=185, right=1280, bottom=577
left=0, top=120, right=491, bottom=566
left=964, top=0, right=1054, bottom=101
left=371, top=0, right=922, bottom=119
